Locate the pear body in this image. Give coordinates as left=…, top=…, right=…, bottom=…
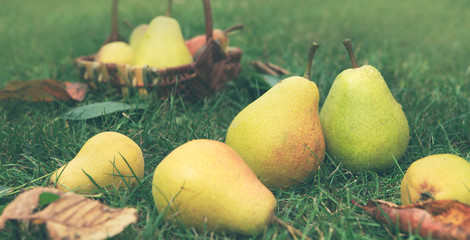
left=129, top=24, right=148, bottom=49
left=320, top=65, right=409, bottom=173
left=401, top=154, right=470, bottom=205
left=51, top=132, right=144, bottom=194
left=96, top=41, right=134, bottom=65
left=133, top=16, right=193, bottom=68
left=319, top=65, right=409, bottom=173
left=152, top=139, right=276, bottom=235
left=225, top=76, right=325, bottom=189
left=185, top=29, right=228, bottom=56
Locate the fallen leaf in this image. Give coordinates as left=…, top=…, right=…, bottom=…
left=63, top=82, right=88, bottom=101
left=0, top=79, right=87, bottom=102
left=62, top=101, right=147, bottom=120
left=353, top=199, right=470, bottom=240
left=0, top=187, right=138, bottom=240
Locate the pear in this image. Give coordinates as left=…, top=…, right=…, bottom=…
left=185, top=24, right=243, bottom=57
left=152, top=139, right=277, bottom=235
left=133, top=16, right=193, bottom=68
left=401, top=154, right=470, bottom=205
left=225, top=42, right=325, bottom=189
left=50, top=131, right=144, bottom=194
left=319, top=39, right=410, bottom=173
left=185, top=29, right=228, bottom=56
left=128, top=24, right=148, bottom=49
left=96, top=41, right=134, bottom=65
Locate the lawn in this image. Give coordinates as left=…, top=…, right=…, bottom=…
left=1, top=0, right=469, bottom=239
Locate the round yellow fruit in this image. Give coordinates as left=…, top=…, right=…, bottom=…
left=152, top=139, right=276, bottom=235
left=400, top=154, right=470, bottom=205
left=50, top=131, right=144, bottom=194
left=96, top=41, right=134, bottom=65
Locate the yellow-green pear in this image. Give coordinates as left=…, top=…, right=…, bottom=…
left=152, top=139, right=277, bottom=235
left=319, top=39, right=409, bottom=173
left=133, top=16, right=193, bottom=68
left=225, top=42, right=325, bottom=189
left=128, top=24, right=148, bottom=49
left=50, top=131, right=144, bottom=194
left=401, top=154, right=470, bottom=205
left=96, top=41, right=134, bottom=65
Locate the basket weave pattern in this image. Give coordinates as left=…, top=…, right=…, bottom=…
left=74, top=0, right=242, bottom=101
left=75, top=39, right=242, bottom=100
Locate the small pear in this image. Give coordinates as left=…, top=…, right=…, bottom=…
left=128, top=24, right=148, bottom=49
left=401, top=154, right=470, bottom=205
left=185, top=29, right=228, bottom=56
left=225, top=42, right=325, bottom=189
left=133, top=16, right=193, bottom=68
left=96, top=41, right=134, bottom=65
left=50, top=132, right=144, bottom=194
left=152, top=139, right=277, bottom=235
left=319, top=39, right=410, bottom=173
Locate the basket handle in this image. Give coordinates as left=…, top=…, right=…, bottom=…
left=202, top=0, right=213, bottom=43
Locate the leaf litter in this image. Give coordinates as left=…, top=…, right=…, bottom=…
left=0, top=187, right=138, bottom=240
left=353, top=199, right=470, bottom=240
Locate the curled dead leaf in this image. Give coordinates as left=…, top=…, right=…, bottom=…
left=0, top=187, right=137, bottom=240
left=353, top=199, right=470, bottom=240
left=63, top=81, right=88, bottom=101
left=0, top=79, right=87, bottom=102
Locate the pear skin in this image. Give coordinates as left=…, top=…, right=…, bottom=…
left=319, top=39, right=409, bottom=173
left=320, top=65, right=409, bottom=173
left=129, top=24, right=148, bottom=49
left=152, top=139, right=277, bottom=235
left=401, top=154, right=470, bottom=205
left=185, top=29, right=228, bottom=56
left=96, top=41, right=134, bottom=65
left=133, top=16, right=193, bottom=68
left=225, top=76, right=325, bottom=189
left=50, top=132, right=144, bottom=194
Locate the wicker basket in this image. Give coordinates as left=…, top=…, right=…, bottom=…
left=74, top=0, right=242, bottom=101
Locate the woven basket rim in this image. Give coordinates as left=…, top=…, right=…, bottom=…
left=74, top=46, right=242, bottom=73
left=74, top=0, right=243, bottom=100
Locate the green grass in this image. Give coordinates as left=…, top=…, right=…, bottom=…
left=1, top=0, right=469, bottom=239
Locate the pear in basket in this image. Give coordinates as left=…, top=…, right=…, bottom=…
left=133, top=16, right=193, bottom=68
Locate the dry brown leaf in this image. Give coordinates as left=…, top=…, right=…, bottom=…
left=353, top=199, right=470, bottom=240
left=0, top=187, right=138, bottom=240
left=63, top=81, right=88, bottom=101
left=0, top=79, right=87, bottom=102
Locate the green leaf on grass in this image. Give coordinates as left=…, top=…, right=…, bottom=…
left=62, top=101, right=146, bottom=120
left=38, top=192, right=60, bottom=207
left=249, top=74, right=283, bottom=92
left=260, top=74, right=283, bottom=88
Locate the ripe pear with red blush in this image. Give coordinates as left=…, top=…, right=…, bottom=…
left=225, top=42, right=325, bottom=189
left=401, top=154, right=470, bottom=205
left=185, top=24, right=243, bottom=56
left=186, top=29, right=227, bottom=56
left=152, top=139, right=277, bottom=235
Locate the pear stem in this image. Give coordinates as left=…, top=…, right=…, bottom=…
left=303, top=42, right=319, bottom=81
left=343, top=38, right=359, bottom=68
left=166, top=0, right=173, bottom=17
left=272, top=215, right=313, bottom=240
left=223, top=23, right=244, bottom=35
